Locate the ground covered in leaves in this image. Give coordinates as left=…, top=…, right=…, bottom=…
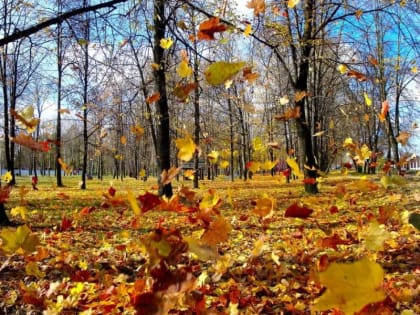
left=0, top=172, right=419, bottom=315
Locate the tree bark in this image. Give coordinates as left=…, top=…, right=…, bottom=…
left=153, top=0, right=172, bottom=197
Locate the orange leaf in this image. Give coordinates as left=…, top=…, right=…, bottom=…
left=252, top=196, right=275, bottom=218
left=201, top=217, right=232, bottom=248
left=294, top=90, right=307, bottom=102
left=347, top=69, right=368, bottom=82
left=161, top=167, right=181, bottom=185
left=11, top=134, right=51, bottom=152
left=284, top=202, right=313, bottom=219
left=274, top=106, right=301, bottom=121
left=120, top=135, right=127, bottom=145
left=197, top=17, right=227, bottom=41
left=247, top=0, right=266, bottom=16
left=243, top=67, right=259, bottom=83
left=396, top=131, right=410, bottom=145
left=368, top=55, right=379, bottom=66
left=146, top=92, right=160, bottom=104
left=379, top=100, right=389, bottom=122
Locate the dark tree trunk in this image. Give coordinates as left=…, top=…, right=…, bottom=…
left=153, top=0, right=172, bottom=197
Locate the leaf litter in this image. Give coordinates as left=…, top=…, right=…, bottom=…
left=0, top=173, right=419, bottom=314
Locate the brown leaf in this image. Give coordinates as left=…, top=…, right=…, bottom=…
left=197, top=17, right=227, bottom=41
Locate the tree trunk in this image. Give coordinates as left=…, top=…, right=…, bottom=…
left=153, top=0, right=172, bottom=197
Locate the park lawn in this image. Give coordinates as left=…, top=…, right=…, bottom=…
left=0, top=172, right=419, bottom=314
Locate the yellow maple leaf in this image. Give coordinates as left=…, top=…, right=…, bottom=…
left=287, top=0, right=300, bottom=8
left=411, top=66, right=417, bottom=73
left=243, top=24, right=252, bottom=36
left=25, top=261, right=45, bottom=278
left=199, top=189, right=220, bottom=211
left=247, top=161, right=260, bottom=173
left=251, top=235, right=267, bottom=257
left=177, top=60, right=193, bottom=78
left=312, top=257, right=386, bottom=315
left=204, top=61, right=246, bottom=85
left=261, top=160, right=277, bottom=171
left=286, top=157, right=303, bottom=177
left=360, top=220, right=390, bottom=251
left=175, top=135, right=196, bottom=162
left=364, top=93, right=372, bottom=106
left=127, top=189, right=140, bottom=215
left=159, top=38, right=173, bottom=49
left=0, top=224, right=40, bottom=254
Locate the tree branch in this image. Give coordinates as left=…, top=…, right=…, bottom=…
left=0, top=0, right=129, bottom=46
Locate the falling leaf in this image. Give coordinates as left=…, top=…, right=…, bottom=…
left=183, top=169, right=195, bottom=180
left=247, top=0, right=266, bottom=16
left=284, top=202, right=313, bottom=219
left=219, top=160, right=229, bottom=169
left=161, top=167, right=180, bottom=185
left=0, top=224, right=40, bottom=254
left=130, top=125, right=145, bottom=139
left=411, top=66, right=417, bottom=73
left=243, top=67, right=259, bottom=83
left=138, top=191, right=161, bottom=212
left=159, top=38, right=173, bottom=49
left=120, top=135, right=127, bottom=145
left=379, top=100, right=389, bottom=122
left=286, top=157, right=303, bottom=177
left=204, top=61, right=246, bottom=86
left=274, top=106, right=301, bottom=121
left=312, top=257, right=386, bottom=315
left=58, top=158, right=72, bottom=175
left=11, top=134, right=51, bottom=152
left=127, top=190, right=141, bottom=215
left=146, top=92, right=160, bottom=104
left=11, top=106, right=40, bottom=133
left=207, top=151, right=219, bottom=164
left=368, top=55, right=379, bottom=66
left=197, top=17, right=227, bottom=40
left=201, top=217, right=232, bottom=248
left=261, top=160, right=277, bottom=171
left=252, top=195, right=275, bottom=218
left=10, top=206, right=28, bottom=221
left=175, top=135, right=196, bottom=162
left=347, top=69, right=368, bottom=82
left=360, top=220, right=390, bottom=251
left=355, top=9, right=363, bottom=20
left=279, top=95, right=289, bottom=105
left=199, top=189, right=220, bottom=211
left=337, top=64, right=348, bottom=74
left=173, top=82, right=198, bottom=102
left=58, top=108, right=70, bottom=114
left=25, top=261, right=45, bottom=278
left=177, top=60, right=193, bottom=78
left=151, top=63, right=160, bottom=70
left=364, top=93, right=372, bottom=106
left=251, top=235, right=267, bottom=257
left=287, top=0, right=300, bottom=9
left=313, top=131, right=325, bottom=137
left=243, top=24, right=252, bottom=36
left=60, top=216, right=72, bottom=232
left=294, top=90, right=307, bottom=102
left=246, top=161, right=260, bottom=173
left=185, top=236, right=219, bottom=261
left=317, top=233, right=352, bottom=250
left=2, top=171, right=13, bottom=184
left=396, top=131, right=410, bottom=145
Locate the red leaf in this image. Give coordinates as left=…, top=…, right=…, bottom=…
left=284, top=202, right=313, bottom=219
left=347, top=69, right=368, bottom=81
left=138, top=192, right=161, bottom=212
left=329, top=205, right=339, bottom=214
left=108, top=186, right=116, bottom=197
left=0, top=186, right=12, bottom=203
left=60, top=216, right=73, bottom=231
left=11, top=134, right=51, bottom=152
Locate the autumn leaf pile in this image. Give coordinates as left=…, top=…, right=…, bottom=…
left=0, top=173, right=419, bottom=314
